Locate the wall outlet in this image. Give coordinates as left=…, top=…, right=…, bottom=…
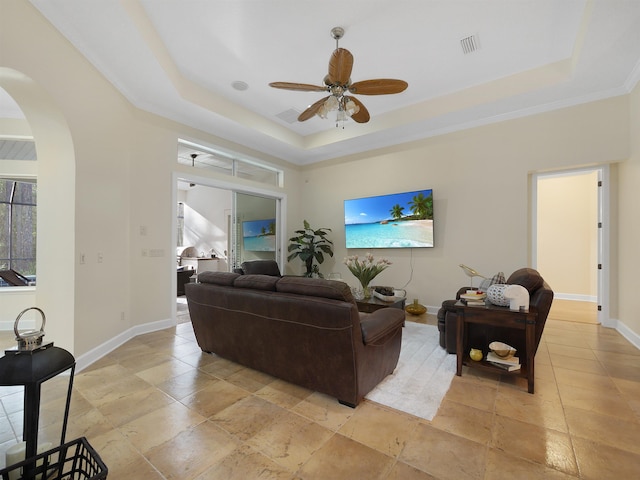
left=80, top=253, right=86, bottom=264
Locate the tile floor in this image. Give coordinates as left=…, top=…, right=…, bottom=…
left=1, top=302, right=639, bottom=479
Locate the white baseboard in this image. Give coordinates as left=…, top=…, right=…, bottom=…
left=0, top=320, right=36, bottom=330
left=606, top=318, right=640, bottom=350
left=74, top=317, right=176, bottom=372
left=554, top=293, right=598, bottom=302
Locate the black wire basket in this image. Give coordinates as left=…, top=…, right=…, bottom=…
left=0, top=437, right=107, bottom=480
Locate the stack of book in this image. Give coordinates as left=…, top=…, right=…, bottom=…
left=486, top=351, right=521, bottom=371
left=460, top=292, right=486, bottom=306
left=463, top=297, right=486, bottom=306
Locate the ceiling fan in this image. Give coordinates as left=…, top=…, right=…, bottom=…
left=269, top=27, right=408, bottom=124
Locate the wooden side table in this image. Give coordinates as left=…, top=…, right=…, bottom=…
left=455, top=301, right=538, bottom=393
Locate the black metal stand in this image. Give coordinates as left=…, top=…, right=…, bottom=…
left=0, top=344, right=75, bottom=477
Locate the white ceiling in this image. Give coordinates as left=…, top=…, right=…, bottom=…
left=13, top=1, right=640, bottom=165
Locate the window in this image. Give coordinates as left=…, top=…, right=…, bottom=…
left=177, top=202, right=184, bottom=247
left=177, top=140, right=284, bottom=188
left=0, top=179, right=37, bottom=282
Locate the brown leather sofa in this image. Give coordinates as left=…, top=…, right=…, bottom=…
left=185, top=272, right=405, bottom=407
left=437, top=268, right=553, bottom=357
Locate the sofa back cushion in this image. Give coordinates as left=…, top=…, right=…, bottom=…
left=198, top=271, right=240, bottom=286
left=276, top=277, right=354, bottom=302
left=235, top=274, right=279, bottom=291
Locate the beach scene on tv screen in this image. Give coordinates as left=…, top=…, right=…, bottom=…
left=344, top=189, right=434, bottom=248
left=243, top=218, right=276, bottom=251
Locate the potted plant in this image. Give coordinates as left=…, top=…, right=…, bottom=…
left=287, top=220, right=334, bottom=277
left=344, top=253, right=392, bottom=298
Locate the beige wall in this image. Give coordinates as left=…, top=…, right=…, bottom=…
left=1, top=0, right=638, bottom=358
left=1, top=1, right=300, bottom=358
left=536, top=170, right=598, bottom=299
left=298, top=99, right=628, bottom=312
left=618, top=81, right=640, bottom=338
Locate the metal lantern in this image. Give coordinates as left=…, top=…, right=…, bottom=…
left=0, top=308, right=75, bottom=478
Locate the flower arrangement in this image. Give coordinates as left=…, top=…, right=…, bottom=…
left=344, top=253, right=391, bottom=297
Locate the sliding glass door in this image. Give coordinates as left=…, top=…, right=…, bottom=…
left=231, top=192, right=280, bottom=271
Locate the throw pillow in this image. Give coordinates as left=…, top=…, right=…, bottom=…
left=486, top=284, right=510, bottom=306
left=479, top=272, right=506, bottom=292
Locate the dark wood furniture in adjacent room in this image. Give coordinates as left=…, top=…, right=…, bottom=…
left=177, top=267, right=195, bottom=296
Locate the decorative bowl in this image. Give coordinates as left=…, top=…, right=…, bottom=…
left=373, top=290, right=396, bottom=302
left=489, top=341, right=516, bottom=358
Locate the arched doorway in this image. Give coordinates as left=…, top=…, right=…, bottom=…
left=0, top=68, right=76, bottom=352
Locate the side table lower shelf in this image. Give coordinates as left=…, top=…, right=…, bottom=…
left=461, top=355, right=529, bottom=378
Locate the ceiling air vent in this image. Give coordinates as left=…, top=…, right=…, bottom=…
left=460, top=34, right=480, bottom=55
left=276, top=108, right=301, bottom=124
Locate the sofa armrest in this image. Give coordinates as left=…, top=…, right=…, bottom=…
left=360, top=309, right=405, bottom=345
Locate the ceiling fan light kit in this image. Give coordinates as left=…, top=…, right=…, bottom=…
left=269, top=27, right=408, bottom=127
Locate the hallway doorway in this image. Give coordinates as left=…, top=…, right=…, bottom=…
left=533, top=167, right=609, bottom=325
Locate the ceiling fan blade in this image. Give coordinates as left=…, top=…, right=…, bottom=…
left=327, top=48, right=354, bottom=85
left=345, top=96, right=370, bottom=123
left=298, top=96, right=330, bottom=122
left=269, top=82, right=328, bottom=92
left=349, top=79, right=408, bottom=95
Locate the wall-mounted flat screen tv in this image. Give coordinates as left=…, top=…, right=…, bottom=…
left=344, top=189, right=434, bottom=249
left=242, top=218, right=276, bottom=252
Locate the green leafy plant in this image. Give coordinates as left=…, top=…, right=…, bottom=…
left=287, top=220, right=334, bottom=277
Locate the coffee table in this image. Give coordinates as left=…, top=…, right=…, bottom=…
left=356, top=296, right=406, bottom=313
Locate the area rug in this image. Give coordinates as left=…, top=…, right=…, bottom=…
left=365, top=321, right=456, bottom=421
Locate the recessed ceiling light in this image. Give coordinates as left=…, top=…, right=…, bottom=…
left=232, top=81, right=249, bottom=91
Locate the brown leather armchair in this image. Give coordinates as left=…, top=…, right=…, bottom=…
left=438, top=268, right=553, bottom=357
